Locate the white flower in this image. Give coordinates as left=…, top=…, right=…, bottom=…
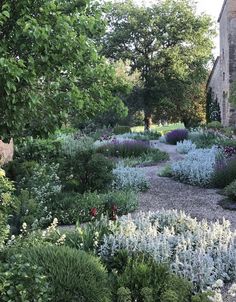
left=229, top=283, right=236, bottom=297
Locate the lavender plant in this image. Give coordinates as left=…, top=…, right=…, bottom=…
left=100, top=210, right=236, bottom=291
left=96, top=139, right=150, bottom=158
left=171, top=147, right=220, bottom=187
left=166, top=129, right=188, bottom=145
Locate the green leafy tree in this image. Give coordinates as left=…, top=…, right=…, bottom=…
left=0, top=0, right=126, bottom=140
left=102, top=0, right=215, bottom=129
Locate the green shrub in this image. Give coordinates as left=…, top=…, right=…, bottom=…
left=23, top=245, right=111, bottom=302
left=0, top=171, right=14, bottom=247
left=0, top=253, right=51, bottom=301
left=160, top=290, right=178, bottom=302
left=206, top=121, right=223, bottom=130
left=64, top=149, right=114, bottom=193
left=224, top=180, right=236, bottom=201
left=15, top=137, right=61, bottom=162
left=114, top=126, right=131, bottom=135
left=123, top=149, right=169, bottom=167
left=141, top=287, right=154, bottom=302
left=64, top=215, right=118, bottom=253
left=9, top=190, right=42, bottom=234
left=48, top=192, right=105, bottom=224
left=189, top=130, right=219, bottom=148
left=213, top=157, right=236, bottom=188
left=117, top=287, right=132, bottom=302
left=59, top=189, right=137, bottom=223
left=114, top=255, right=192, bottom=302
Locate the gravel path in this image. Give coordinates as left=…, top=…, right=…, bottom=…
left=138, top=141, right=236, bottom=230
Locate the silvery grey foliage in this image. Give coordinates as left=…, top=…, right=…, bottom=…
left=100, top=210, right=236, bottom=290
left=59, top=134, right=94, bottom=157
left=112, top=162, right=149, bottom=191
left=171, top=147, right=220, bottom=187
left=176, top=140, right=196, bottom=154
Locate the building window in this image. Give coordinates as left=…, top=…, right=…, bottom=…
left=223, top=72, right=225, bottom=81
left=222, top=48, right=225, bottom=60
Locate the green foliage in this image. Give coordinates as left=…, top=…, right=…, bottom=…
left=123, top=149, right=169, bottom=167
left=47, top=190, right=137, bottom=225
left=112, top=255, right=192, bottom=302
left=64, top=215, right=118, bottom=253
left=141, top=287, right=154, bottom=302
left=206, top=121, right=223, bottom=130
left=23, top=245, right=111, bottom=302
left=0, top=253, right=51, bottom=301
left=160, top=290, right=178, bottom=302
left=113, top=125, right=132, bottom=135
left=206, top=88, right=221, bottom=123
left=189, top=130, right=219, bottom=149
left=64, top=149, right=114, bottom=193
left=224, top=180, right=236, bottom=201
left=0, top=0, right=126, bottom=140
left=0, top=171, right=14, bottom=247
left=159, top=165, right=173, bottom=178
left=117, top=287, right=132, bottom=302
left=102, top=0, right=214, bottom=129
left=15, top=137, right=61, bottom=162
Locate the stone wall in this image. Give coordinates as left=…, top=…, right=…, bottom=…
left=207, top=0, right=236, bottom=126
left=0, top=139, right=14, bottom=165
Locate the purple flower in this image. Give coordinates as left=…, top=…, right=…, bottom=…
left=166, top=129, right=188, bottom=145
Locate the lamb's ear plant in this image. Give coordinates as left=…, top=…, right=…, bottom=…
left=176, top=140, right=196, bottom=154
left=100, top=211, right=236, bottom=291
left=171, top=147, right=220, bottom=187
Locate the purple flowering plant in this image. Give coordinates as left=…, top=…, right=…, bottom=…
left=166, top=129, right=188, bottom=145
left=96, top=139, right=150, bottom=158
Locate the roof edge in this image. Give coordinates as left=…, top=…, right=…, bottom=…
left=207, top=56, right=220, bottom=88
left=218, top=0, right=228, bottom=22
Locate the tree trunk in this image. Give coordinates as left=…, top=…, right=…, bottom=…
left=144, top=111, right=152, bottom=132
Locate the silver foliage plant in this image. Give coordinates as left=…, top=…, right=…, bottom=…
left=171, top=147, right=220, bottom=187
left=59, top=134, right=94, bottom=157
left=176, top=140, right=196, bottom=154
left=112, top=162, right=149, bottom=191
left=100, top=210, right=236, bottom=291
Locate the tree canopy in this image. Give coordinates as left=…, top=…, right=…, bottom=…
left=0, top=0, right=126, bottom=140
left=102, top=0, right=215, bottom=128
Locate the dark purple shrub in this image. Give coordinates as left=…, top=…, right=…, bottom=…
left=96, top=139, right=150, bottom=157
left=213, top=156, right=236, bottom=188
left=165, top=129, right=188, bottom=145
left=223, top=146, right=236, bottom=158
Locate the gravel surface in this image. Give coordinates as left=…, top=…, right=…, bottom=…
left=139, top=141, right=236, bottom=230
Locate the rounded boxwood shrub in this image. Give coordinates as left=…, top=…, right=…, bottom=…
left=64, top=149, right=114, bottom=193
left=23, top=245, right=111, bottom=302
left=165, top=129, right=188, bottom=145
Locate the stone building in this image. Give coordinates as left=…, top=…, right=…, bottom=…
left=207, top=0, right=236, bottom=126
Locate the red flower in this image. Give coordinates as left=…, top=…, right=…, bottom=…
left=90, top=207, right=97, bottom=217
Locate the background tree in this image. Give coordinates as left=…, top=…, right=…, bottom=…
left=0, top=0, right=126, bottom=140
left=102, top=0, right=215, bottom=129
